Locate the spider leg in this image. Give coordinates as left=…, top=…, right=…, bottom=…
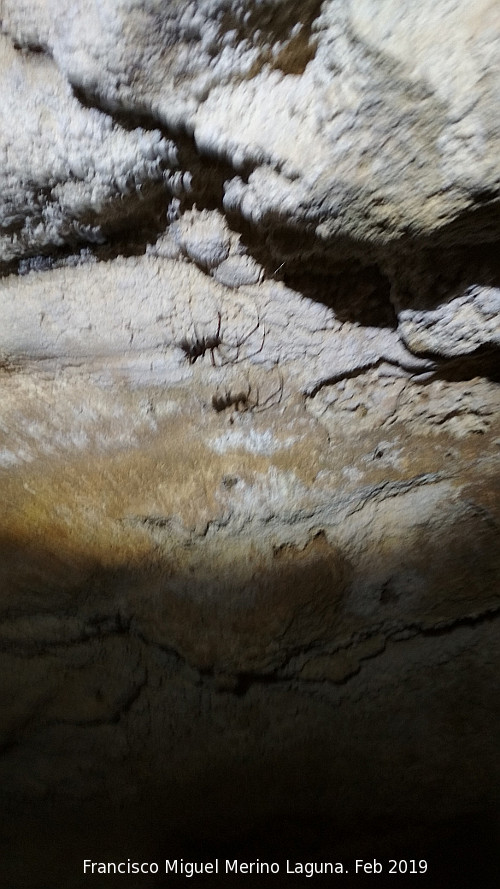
left=234, top=314, right=260, bottom=348
left=207, top=312, right=223, bottom=365
left=246, top=326, right=266, bottom=360
left=253, top=371, right=284, bottom=412
left=231, top=327, right=266, bottom=365
left=226, top=317, right=266, bottom=365
left=237, top=380, right=252, bottom=410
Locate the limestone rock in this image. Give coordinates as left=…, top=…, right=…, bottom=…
left=0, top=2, right=499, bottom=886
left=3, top=0, right=499, bottom=254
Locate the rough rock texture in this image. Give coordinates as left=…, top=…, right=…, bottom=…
left=0, top=1, right=499, bottom=886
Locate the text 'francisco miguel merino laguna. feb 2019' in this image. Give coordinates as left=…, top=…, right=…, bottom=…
left=83, top=858, right=429, bottom=877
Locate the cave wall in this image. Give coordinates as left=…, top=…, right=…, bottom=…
left=0, top=1, right=499, bottom=886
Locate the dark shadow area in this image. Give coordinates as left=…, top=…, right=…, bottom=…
left=409, top=345, right=500, bottom=385
left=0, top=491, right=499, bottom=888
left=387, top=239, right=500, bottom=311
left=416, top=194, right=500, bottom=248
left=281, top=263, right=397, bottom=329
left=0, top=180, right=172, bottom=280
left=1, top=771, right=499, bottom=889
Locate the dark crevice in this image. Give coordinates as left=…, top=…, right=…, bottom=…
left=0, top=182, right=174, bottom=279
left=0, top=610, right=133, bottom=657
left=0, top=76, right=497, bottom=402
left=71, top=82, right=257, bottom=187
left=0, top=81, right=259, bottom=279
left=184, top=602, right=500, bottom=697
left=8, top=587, right=498, bottom=702
left=416, top=604, right=500, bottom=637
left=425, top=196, right=500, bottom=247
left=407, top=345, right=500, bottom=385
left=2, top=75, right=380, bottom=294
left=225, top=669, right=288, bottom=696
left=305, top=344, right=500, bottom=397
left=283, top=263, right=398, bottom=329
left=304, top=359, right=430, bottom=399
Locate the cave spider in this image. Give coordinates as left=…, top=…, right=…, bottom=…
left=211, top=371, right=284, bottom=415
left=178, top=310, right=264, bottom=366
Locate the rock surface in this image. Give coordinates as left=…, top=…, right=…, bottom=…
left=0, top=1, right=499, bottom=886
